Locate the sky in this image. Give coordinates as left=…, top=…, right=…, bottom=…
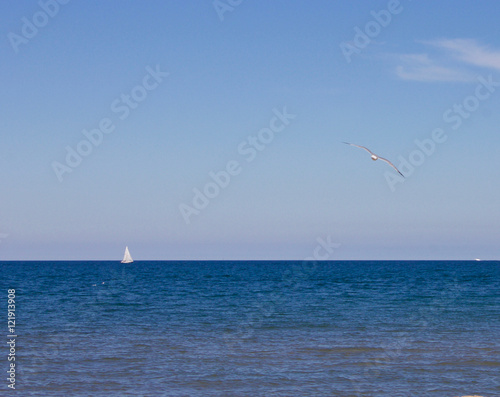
left=1, top=0, right=500, bottom=260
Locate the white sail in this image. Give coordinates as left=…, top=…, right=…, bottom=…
left=121, top=246, right=133, bottom=263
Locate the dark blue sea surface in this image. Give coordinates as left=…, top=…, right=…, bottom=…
left=1, top=261, right=499, bottom=396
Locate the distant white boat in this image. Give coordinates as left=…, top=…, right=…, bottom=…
left=121, top=246, right=133, bottom=263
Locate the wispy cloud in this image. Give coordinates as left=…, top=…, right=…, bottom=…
left=395, top=53, right=475, bottom=82
left=395, top=39, right=500, bottom=82
left=427, top=38, right=500, bottom=71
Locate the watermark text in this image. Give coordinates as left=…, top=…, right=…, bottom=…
left=52, top=64, right=168, bottom=182
left=385, top=73, right=499, bottom=191
left=8, top=0, right=70, bottom=54
left=7, top=289, right=17, bottom=390
left=179, top=106, right=295, bottom=224
left=340, top=0, right=406, bottom=63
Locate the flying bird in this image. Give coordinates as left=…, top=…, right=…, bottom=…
left=343, top=142, right=404, bottom=177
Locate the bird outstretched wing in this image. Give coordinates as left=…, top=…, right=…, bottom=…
left=378, top=156, right=405, bottom=177
left=342, top=142, right=375, bottom=156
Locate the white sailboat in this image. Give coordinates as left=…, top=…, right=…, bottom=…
left=121, top=246, right=133, bottom=263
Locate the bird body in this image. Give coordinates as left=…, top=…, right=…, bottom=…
left=343, top=142, right=404, bottom=177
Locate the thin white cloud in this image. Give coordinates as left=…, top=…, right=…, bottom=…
left=395, top=39, right=500, bottom=82
left=395, top=53, right=475, bottom=82
left=427, top=38, right=500, bottom=71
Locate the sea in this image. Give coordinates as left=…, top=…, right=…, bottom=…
left=1, top=260, right=499, bottom=397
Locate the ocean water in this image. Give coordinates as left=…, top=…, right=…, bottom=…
left=1, top=260, right=499, bottom=397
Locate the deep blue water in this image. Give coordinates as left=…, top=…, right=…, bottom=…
left=1, top=261, right=499, bottom=396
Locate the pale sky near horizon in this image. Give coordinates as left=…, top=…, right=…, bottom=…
left=1, top=0, right=500, bottom=260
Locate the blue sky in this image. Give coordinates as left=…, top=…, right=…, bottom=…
left=1, top=0, right=500, bottom=260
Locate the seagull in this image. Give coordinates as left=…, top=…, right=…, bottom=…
left=343, top=142, right=404, bottom=177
